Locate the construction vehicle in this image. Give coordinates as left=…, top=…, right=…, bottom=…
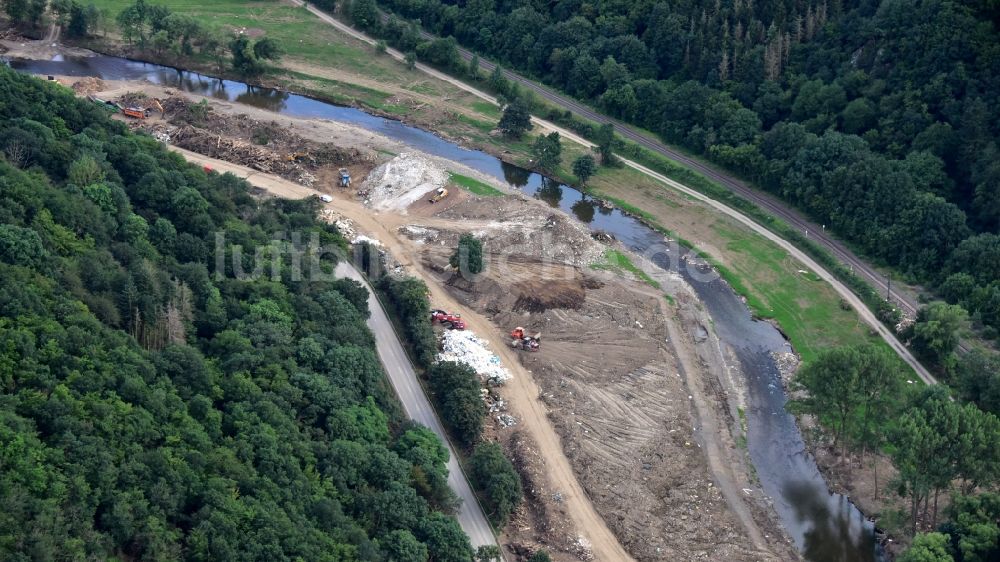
left=287, top=151, right=309, bottom=162
left=428, top=187, right=448, bottom=203
left=339, top=168, right=352, bottom=187
left=431, top=309, right=466, bottom=330
left=88, top=95, right=119, bottom=113
left=118, top=105, right=147, bottom=119
left=510, top=327, right=541, bottom=351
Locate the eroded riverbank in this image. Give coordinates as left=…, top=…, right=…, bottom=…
left=5, top=40, right=882, bottom=561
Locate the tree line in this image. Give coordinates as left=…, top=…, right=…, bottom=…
left=336, top=0, right=1000, bottom=344
left=0, top=65, right=478, bottom=560
left=2, top=0, right=284, bottom=76
left=365, top=240, right=525, bottom=530
left=793, top=345, right=1000, bottom=560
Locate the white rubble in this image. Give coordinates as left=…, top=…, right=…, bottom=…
left=352, top=235, right=383, bottom=247
left=363, top=152, right=448, bottom=212
left=437, top=329, right=513, bottom=385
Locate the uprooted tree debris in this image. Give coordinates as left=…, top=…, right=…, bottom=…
left=117, top=94, right=376, bottom=186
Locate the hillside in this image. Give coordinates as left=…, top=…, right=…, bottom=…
left=0, top=66, right=471, bottom=561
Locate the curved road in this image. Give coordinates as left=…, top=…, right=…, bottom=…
left=335, top=262, right=498, bottom=550
left=293, top=2, right=939, bottom=386
left=417, top=28, right=922, bottom=320
left=170, top=146, right=498, bottom=550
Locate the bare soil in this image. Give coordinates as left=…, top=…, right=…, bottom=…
left=111, top=94, right=376, bottom=187
left=36, top=65, right=802, bottom=560
left=406, top=193, right=797, bottom=561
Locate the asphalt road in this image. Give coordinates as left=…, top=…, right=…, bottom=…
left=334, top=262, right=498, bottom=550
left=292, top=2, right=941, bottom=383
left=169, top=143, right=499, bottom=550
left=400, top=21, right=923, bottom=320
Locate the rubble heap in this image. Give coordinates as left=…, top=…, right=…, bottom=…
left=363, top=153, right=448, bottom=211
left=437, top=329, right=513, bottom=385
left=118, top=94, right=372, bottom=187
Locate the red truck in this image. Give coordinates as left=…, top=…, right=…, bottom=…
left=430, top=309, right=466, bottom=330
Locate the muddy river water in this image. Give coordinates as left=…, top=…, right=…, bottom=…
left=9, top=54, right=881, bottom=561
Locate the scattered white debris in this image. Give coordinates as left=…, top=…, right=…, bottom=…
left=352, top=235, right=382, bottom=247
left=298, top=170, right=317, bottom=187
left=399, top=224, right=440, bottom=244
left=437, top=329, right=512, bottom=385
left=363, top=153, right=448, bottom=212
left=319, top=209, right=356, bottom=240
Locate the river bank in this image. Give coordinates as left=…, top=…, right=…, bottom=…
left=42, top=14, right=889, bottom=372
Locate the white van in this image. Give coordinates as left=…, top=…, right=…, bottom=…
left=318, top=194, right=333, bottom=203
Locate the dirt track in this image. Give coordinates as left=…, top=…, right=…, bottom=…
left=171, top=145, right=639, bottom=561
left=32, top=66, right=797, bottom=559
left=167, top=142, right=794, bottom=560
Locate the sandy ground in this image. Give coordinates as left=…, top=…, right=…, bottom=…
left=20, top=60, right=801, bottom=560
left=166, top=146, right=795, bottom=560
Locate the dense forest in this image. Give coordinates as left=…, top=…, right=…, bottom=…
left=0, top=66, right=474, bottom=561
left=351, top=0, right=1000, bottom=338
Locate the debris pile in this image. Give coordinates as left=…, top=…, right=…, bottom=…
left=482, top=389, right=517, bottom=427
left=116, top=91, right=149, bottom=107
left=437, top=329, right=512, bottom=385
left=319, top=209, right=356, bottom=240
left=169, top=125, right=290, bottom=174
left=437, top=199, right=605, bottom=266
left=399, top=225, right=440, bottom=244
left=120, top=94, right=374, bottom=187
left=771, top=351, right=800, bottom=387
left=71, top=77, right=104, bottom=94
left=363, top=153, right=448, bottom=211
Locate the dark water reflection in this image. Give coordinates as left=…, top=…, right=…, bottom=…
left=501, top=161, right=531, bottom=187
left=571, top=198, right=596, bottom=224
left=536, top=179, right=563, bottom=208
left=9, top=53, right=880, bottom=561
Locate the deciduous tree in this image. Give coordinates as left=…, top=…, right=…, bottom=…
left=572, top=155, right=597, bottom=185
left=497, top=99, right=531, bottom=139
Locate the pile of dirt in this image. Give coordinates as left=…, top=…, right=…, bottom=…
left=416, top=241, right=778, bottom=561
left=437, top=198, right=605, bottom=267
left=71, top=77, right=105, bottom=94
left=363, top=153, right=448, bottom=211
left=122, top=95, right=375, bottom=187
left=511, top=279, right=586, bottom=313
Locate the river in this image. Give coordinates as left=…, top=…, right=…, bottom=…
left=8, top=53, right=881, bottom=561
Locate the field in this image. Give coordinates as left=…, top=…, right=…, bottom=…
left=448, top=172, right=503, bottom=197
left=83, top=0, right=503, bottom=131
left=591, top=249, right=661, bottom=290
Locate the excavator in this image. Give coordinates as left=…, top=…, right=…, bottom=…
left=510, top=327, right=541, bottom=351
left=428, top=187, right=448, bottom=203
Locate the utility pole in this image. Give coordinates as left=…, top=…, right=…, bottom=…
left=886, top=273, right=891, bottom=302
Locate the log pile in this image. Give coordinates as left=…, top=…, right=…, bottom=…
left=169, top=125, right=289, bottom=175
left=116, top=93, right=378, bottom=187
